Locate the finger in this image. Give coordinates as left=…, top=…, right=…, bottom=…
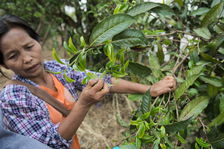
left=92, top=79, right=104, bottom=91
left=172, top=81, right=177, bottom=90
left=97, top=82, right=109, bottom=96
left=87, top=79, right=99, bottom=87
left=167, top=82, right=174, bottom=88
left=164, top=76, right=172, bottom=80
left=163, top=87, right=172, bottom=94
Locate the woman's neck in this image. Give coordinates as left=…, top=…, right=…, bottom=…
left=30, top=70, right=50, bottom=86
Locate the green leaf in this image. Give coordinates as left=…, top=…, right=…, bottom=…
left=219, top=93, right=224, bottom=113
left=200, top=52, right=221, bottom=63
left=195, top=143, right=200, bottom=149
left=142, top=134, right=155, bottom=142
left=218, top=48, right=224, bottom=54
left=112, top=29, right=146, bottom=48
left=127, top=62, right=151, bottom=77
left=127, top=2, right=160, bottom=16
left=207, top=84, right=218, bottom=97
left=209, top=112, right=224, bottom=127
left=190, top=7, right=210, bottom=16
left=149, top=53, right=163, bottom=79
left=128, top=94, right=144, bottom=101
left=152, top=4, right=175, bottom=19
left=179, top=96, right=209, bottom=121
left=175, top=74, right=201, bottom=100
left=186, top=64, right=205, bottom=78
left=196, top=137, right=211, bottom=148
left=176, top=133, right=187, bottom=144
left=193, top=27, right=211, bottom=40
left=76, top=52, right=86, bottom=71
left=157, top=45, right=164, bottom=64
left=80, top=36, right=87, bottom=47
left=209, top=133, right=224, bottom=148
left=152, top=139, right=160, bottom=149
left=136, top=138, right=141, bottom=149
left=199, top=76, right=223, bottom=87
left=140, top=90, right=151, bottom=114
left=201, top=2, right=224, bottom=27
left=86, top=72, right=98, bottom=80
left=165, top=117, right=193, bottom=133
left=63, top=73, right=75, bottom=83
left=116, top=114, right=129, bottom=127
left=174, top=0, right=184, bottom=7
left=52, top=48, right=65, bottom=64
left=68, top=37, right=78, bottom=54
left=160, top=126, right=166, bottom=138
left=89, top=14, right=135, bottom=45
left=114, top=3, right=122, bottom=14
left=137, top=123, right=146, bottom=138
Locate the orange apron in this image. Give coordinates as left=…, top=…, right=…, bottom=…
left=40, top=74, right=80, bottom=149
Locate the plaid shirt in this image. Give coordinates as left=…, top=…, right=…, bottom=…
left=0, top=60, right=111, bottom=149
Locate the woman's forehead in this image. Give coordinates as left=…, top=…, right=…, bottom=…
left=1, top=28, right=33, bottom=48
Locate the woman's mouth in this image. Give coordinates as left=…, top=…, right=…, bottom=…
left=26, top=64, right=41, bottom=73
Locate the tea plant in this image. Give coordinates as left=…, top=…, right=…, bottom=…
left=53, top=0, right=224, bottom=148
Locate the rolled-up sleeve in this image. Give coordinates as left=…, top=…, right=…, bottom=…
left=0, top=85, right=72, bottom=149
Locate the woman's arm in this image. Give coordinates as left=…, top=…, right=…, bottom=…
left=58, top=79, right=109, bottom=140
left=110, top=76, right=176, bottom=97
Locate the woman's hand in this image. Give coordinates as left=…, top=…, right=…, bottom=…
left=150, top=76, right=176, bottom=97
left=77, top=79, right=109, bottom=107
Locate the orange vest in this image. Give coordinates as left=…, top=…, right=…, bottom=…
left=39, top=74, right=80, bottom=149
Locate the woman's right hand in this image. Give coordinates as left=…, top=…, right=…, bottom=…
left=77, top=79, right=109, bottom=107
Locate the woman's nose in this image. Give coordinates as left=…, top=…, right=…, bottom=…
left=22, top=53, right=32, bottom=64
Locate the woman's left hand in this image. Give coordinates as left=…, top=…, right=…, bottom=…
left=150, top=76, right=176, bottom=97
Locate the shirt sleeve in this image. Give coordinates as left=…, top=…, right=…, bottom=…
left=0, top=85, right=72, bottom=149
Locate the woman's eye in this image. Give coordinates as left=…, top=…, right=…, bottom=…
left=26, top=45, right=33, bottom=49
left=8, top=54, right=17, bottom=59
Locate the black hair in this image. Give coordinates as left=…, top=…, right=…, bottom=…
left=0, top=14, right=40, bottom=78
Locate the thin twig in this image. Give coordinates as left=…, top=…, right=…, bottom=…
left=175, top=101, right=179, bottom=119
left=172, top=53, right=189, bottom=74
left=115, top=133, right=136, bottom=146
left=122, top=94, right=134, bottom=112
left=165, top=92, right=171, bottom=107
left=198, top=117, right=208, bottom=133
left=151, top=96, right=160, bottom=107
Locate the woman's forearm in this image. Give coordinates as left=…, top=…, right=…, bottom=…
left=110, top=78, right=150, bottom=94
left=110, top=76, right=176, bottom=97
left=58, top=102, right=90, bottom=140
left=58, top=79, right=110, bottom=140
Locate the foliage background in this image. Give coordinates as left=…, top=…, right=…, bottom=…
left=1, top=0, right=224, bottom=148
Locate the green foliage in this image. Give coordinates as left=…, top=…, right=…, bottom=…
left=179, top=96, right=209, bottom=121
left=58, top=0, right=224, bottom=148
left=89, top=14, right=135, bottom=46
left=126, top=2, right=160, bottom=17
left=6, top=0, right=223, bottom=148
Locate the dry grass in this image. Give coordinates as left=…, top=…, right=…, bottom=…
left=78, top=94, right=137, bottom=149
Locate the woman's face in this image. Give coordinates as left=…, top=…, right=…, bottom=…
left=0, top=27, right=44, bottom=79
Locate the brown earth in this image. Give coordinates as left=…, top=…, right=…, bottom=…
left=0, top=48, right=137, bottom=149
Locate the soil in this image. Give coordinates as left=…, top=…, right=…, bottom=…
left=0, top=48, right=137, bottom=149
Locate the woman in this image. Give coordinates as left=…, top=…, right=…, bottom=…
left=0, top=15, right=176, bottom=149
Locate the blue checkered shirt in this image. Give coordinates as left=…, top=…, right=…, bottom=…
left=0, top=60, right=111, bottom=149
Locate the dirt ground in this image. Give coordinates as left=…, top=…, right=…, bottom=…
left=0, top=48, right=138, bottom=149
